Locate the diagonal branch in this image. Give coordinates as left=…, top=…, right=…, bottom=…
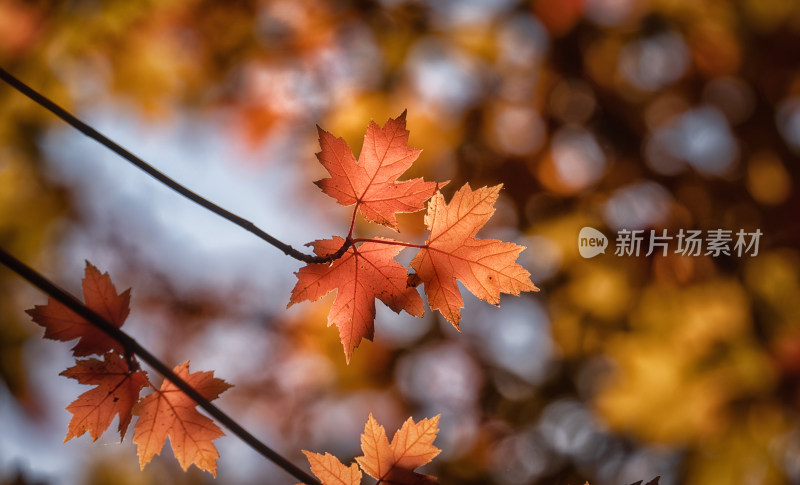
left=0, top=67, right=349, bottom=265
left=0, top=246, right=321, bottom=485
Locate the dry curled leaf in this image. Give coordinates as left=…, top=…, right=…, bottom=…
left=133, top=362, right=232, bottom=477
left=288, top=236, right=424, bottom=362
left=26, top=261, right=131, bottom=356
left=410, top=184, right=539, bottom=327
left=629, top=478, right=661, bottom=485
left=315, top=110, right=445, bottom=230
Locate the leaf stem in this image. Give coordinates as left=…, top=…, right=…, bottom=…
left=0, top=67, right=346, bottom=265
left=351, top=238, right=427, bottom=250
left=347, top=203, right=360, bottom=239
left=0, top=246, right=321, bottom=485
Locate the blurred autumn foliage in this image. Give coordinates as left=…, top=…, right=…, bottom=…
left=2, top=0, right=800, bottom=484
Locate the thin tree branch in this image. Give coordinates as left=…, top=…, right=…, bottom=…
left=0, top=67, right=349, bottom=265
left=0, top=247, right=321, bottom=485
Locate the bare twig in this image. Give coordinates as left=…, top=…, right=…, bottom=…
left=0, top=247, right=321, bottom=485
left=0, top=67, right=349, bottom=265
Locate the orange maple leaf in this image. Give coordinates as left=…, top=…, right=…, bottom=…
left=302, top=414, right=440, bottom=485
left=356, top=414, right=441, bottom=484
left=300, top=451, right=362, bottom=485
left=288, top=236, right=424, bottom=363
left=410, top=184, right=539, bottom=327
left=132, top=362, right=232, bottom=477
left=60, top=352, right=149, bottom=442
left=315, top=111, right=445, bottom=230
left=26, top=261, right=131, bottom=357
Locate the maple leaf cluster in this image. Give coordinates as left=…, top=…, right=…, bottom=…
left=302, top=414, right=441, bottom=485
left=290, top=111, right=539, bottom=362
left=26, top=262, right=232, bottom=477
left=20, top=112, right=538, bottom=482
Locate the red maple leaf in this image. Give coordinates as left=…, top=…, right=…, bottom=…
left=132, top=362, right=232, bottom=477
left=315, top=111, right=445, bottom=230
left=410, top=184, right=539, bottom=327
left=61, top=352, right=149, bottom=442
left=26, top=261, right=130, bottom=356
left=288, top=236, right=424, bottom=363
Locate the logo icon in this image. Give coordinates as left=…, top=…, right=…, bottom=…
left=579, top=227, right=608, bottom=258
